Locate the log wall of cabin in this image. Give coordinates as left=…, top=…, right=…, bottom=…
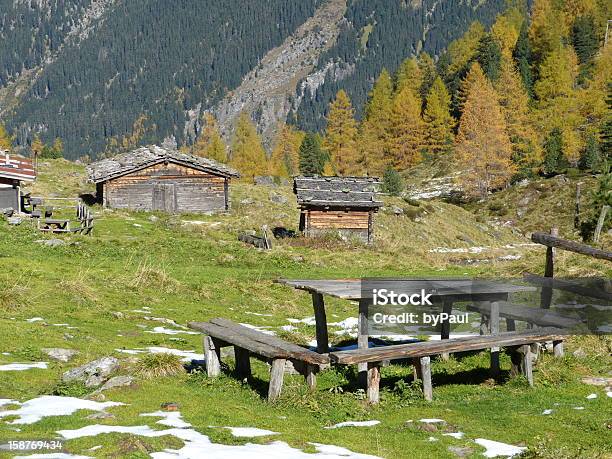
left=102, top=162, right=229, bottom=213
left=302, top=208, right=374, bottom=243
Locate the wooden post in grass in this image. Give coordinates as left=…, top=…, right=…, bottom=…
left=553, top=340, right=564, bottom=358
left=540, top=227, right=558, bottom=309
left=420, top=356, right=433, bottom=401
left=268, top=358, right=286, bottom=401
left=574, top=183, right=581, bottom=230
left=305, top=364, right=317, bottom=391
left=489, top=301, right=500, bottom=377
left=312, top=293, right=329, bottom=354
left=234, top=346, right=251, bottom=379
left=593, top=205, right=610, bottom=244
left=204, top=336, right=221, bottom=377
left=519, top=345, right=533, bottom=386
left=367, top=363, right=381, bottom=404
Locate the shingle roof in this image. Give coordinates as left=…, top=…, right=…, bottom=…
left=293, top=176, right=382, bottom=209
left=87, top=145, right=239, bottom=183
left=0, top=150, right=36, bottom=182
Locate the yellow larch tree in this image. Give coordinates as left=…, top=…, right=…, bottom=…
left=456, top=65, right=515, bottom=197
left=269, top=123, right=302, bottom=177
left=388, top=85, right=425, bottom=170
left=230, top=112, right=268, bottom=180
left=323, top=90, right=359, bottom=176
left=193, top=113, right=228, bottom=163
left=423, top=77, right=455, bottom=158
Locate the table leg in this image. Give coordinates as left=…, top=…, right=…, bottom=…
left=489, top=301, right=500, bottom=377
left=440, top=299, right=453, bottom=360
left=358, top=299, right=370, bottom=386
left=312, top=293, right=329, bottom=354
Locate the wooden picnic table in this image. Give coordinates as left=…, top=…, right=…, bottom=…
left=40, top=218, right=70, bottom=230
left=276, top=278, right=536, bottom=375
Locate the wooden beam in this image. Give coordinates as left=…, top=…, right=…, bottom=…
left=268, top=358, right=286, bottom=402
left=305, top=364, right=317, bottom=391
left=358, top=299, right=370, bottom=385
left=520, top=345, right=533, bottom=386
left=490, top=301, right=500, bottom=377
left=531, top=230, right=612, bottom=262
left=553, top=340, right=564, bottom=358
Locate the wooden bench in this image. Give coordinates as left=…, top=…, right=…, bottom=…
left=467, top=301, right=582, bottom=331
left=188, top=318, right=329, bottom=401
left=329, top=329, right=566, bottom=403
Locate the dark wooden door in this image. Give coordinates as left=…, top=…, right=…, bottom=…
left=152, top=183, right=176, bottom=212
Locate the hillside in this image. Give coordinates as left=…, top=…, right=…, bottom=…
left=0, top=0, right=508, bottom=159
left=0, top=160, right=610, bottom=458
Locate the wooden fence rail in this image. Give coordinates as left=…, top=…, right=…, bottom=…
left=531, top=232, right=612, bottom=262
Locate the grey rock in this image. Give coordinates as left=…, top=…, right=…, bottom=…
left=97, top=375, right=134, bottom=392
left=581, top=377, right=612, bottom=386
left=42, top=348, right=78, bottom=363
left=86, top=411, right=115, bottom=420
left=391, top=206, right=404, bottom=216
left=254, top=175, right=275, bottom=186
left=240, top=198, right=254, bottom=205
left=149, top=215, right=159, bottom=222
left=63, top=333, right=74, bottom=340
left=448, top=446, right=474, bottom=457
left=7, top=216, right=22, bottom=225
left=269, top=192, right=288, bottom=204
left=35, top=239, right=65, bottom=247
left=62, top=356, right=119, bottom=387
left=292, top=256, right=304, bottom=263
left=1, top=208, right=14, bottom=217
left=111, top=311, right=124, bottom=319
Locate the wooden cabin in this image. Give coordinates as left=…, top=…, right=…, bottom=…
left=0, top=150, right=36, bottom=212
left=293, top=176, right=382, bottom=243
left=87, top=145, right=239, bottom=213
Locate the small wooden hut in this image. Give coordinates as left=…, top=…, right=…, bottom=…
left=87, top=145, right=239, bottom=213
left=0, top=150, right=36, bottom=211
left=293, top=176, right=382, bottom=243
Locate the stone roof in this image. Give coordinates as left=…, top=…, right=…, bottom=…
left=293, top=176, right=382, bottom=209
left=87, top=145, right=239, bottom=183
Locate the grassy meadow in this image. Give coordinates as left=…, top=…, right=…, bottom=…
left=0, top=159, right=610, bottom=458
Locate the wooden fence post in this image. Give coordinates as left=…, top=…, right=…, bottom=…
left=593, top=205, right=610, bottom=244
left=540, top=227, right=558, bottom=309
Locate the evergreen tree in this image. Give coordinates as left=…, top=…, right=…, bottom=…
left=477, top=34, right=503, bottom=82
left=491, top=7, right=523, bottom=56
left=571, top=16, right=599, bottom=65
left=542, top=127, right=565, bottom=175
left=382, top=167, right=404, bottom=196
left=0, top=124, right=12, bottom=151
left=193, top=113, right=227, bottom=163
left=299, top=132, right=325, bottom=176
left=270, top=123, right=302, bottom=177
left=323, top=90, right=359, bottom=175
left=602, top=83, right=612, bottom=162
left=52, top=138, right=64, bottom=158
left=423, top=77, right=455, bottom=158
left=230, top=112, right=268, bottom=179
left=417, top=53, right=438, bottom=103
left=388, top=85, right=425, bottom=170
left=361, top=69, right=393, bottom=174
left=579, top=132, right=601, bottom=170
left=513, top=21, right=534, bottom=97
left=456, top=64, right=514, bottom=197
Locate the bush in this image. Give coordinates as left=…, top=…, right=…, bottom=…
left=382, top=168, right=404, bottom=196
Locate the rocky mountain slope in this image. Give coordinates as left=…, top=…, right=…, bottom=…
left=0, top=0, right=507, bottom=159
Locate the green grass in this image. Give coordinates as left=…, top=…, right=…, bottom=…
left=0, top=159, right=610, bottom=458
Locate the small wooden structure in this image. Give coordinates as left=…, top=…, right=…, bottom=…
left=36, top=200, right=94, bottom=234
left=189, top=318, right=329, bottom=401
left=293, top=176, right=382, bottom=243
left=87, top=145, right=239, bottom=213
left=0, top=150, right=36, bottom=212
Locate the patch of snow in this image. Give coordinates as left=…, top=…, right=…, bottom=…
left=0, top=362, right=48, bottom=371
left=541, top=409, right=553, bottom=415
left=443, top=432, right=465, bottom=439
left=58, top=424, right=381, bottom=458
left=427, top=436, right=438, bottom=442
left=142, top=411, right=192, bottom=428
left=429, top=247, right=488, bottom=254
left=115, top=349, right=145, bottom=355
left=419, top=418, right=445, bottom=423
left=26, top=317, right=45, bottom=323
left=573, top=406, right=585, bottom=410
left=117, top=347, right=203, bottom=362
left=280, top=325, right=297, bottom=332
left=474, top=439, right=526, bottom=458
left=287, top=317, right=317, bottom=326
left=325, top=420, right=380, bottom=429
left=0, top=398, right=18, bottom=407
left=145, top=327, right=198, bottom=335
left=245, top=312, right=273, bottom=317
left=606, top=392, right=612, bottom=398
left=329, top=317, right=359, bottom=330
left=223, top=427, right=279, bottom=437
left=586, top=393, right=597, bottom=399
left=0, top=396, right=123, bottom=424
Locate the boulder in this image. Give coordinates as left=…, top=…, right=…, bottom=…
left=269, top=192, right=288, bottom=204
left=35, top=239, right=65, bottom=247
left=7, top=216, right=22, bottom=225
left=97, top=375, right=134, bottom=392
left=42, top=348, right=78, bottom=363
left=391, top=206, right=404, bottom=216
left=1, top=208, right=14, bottom=217
left=254, top=176, right=275, bottom=186
left=62, top=356, right=119, bottom=387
